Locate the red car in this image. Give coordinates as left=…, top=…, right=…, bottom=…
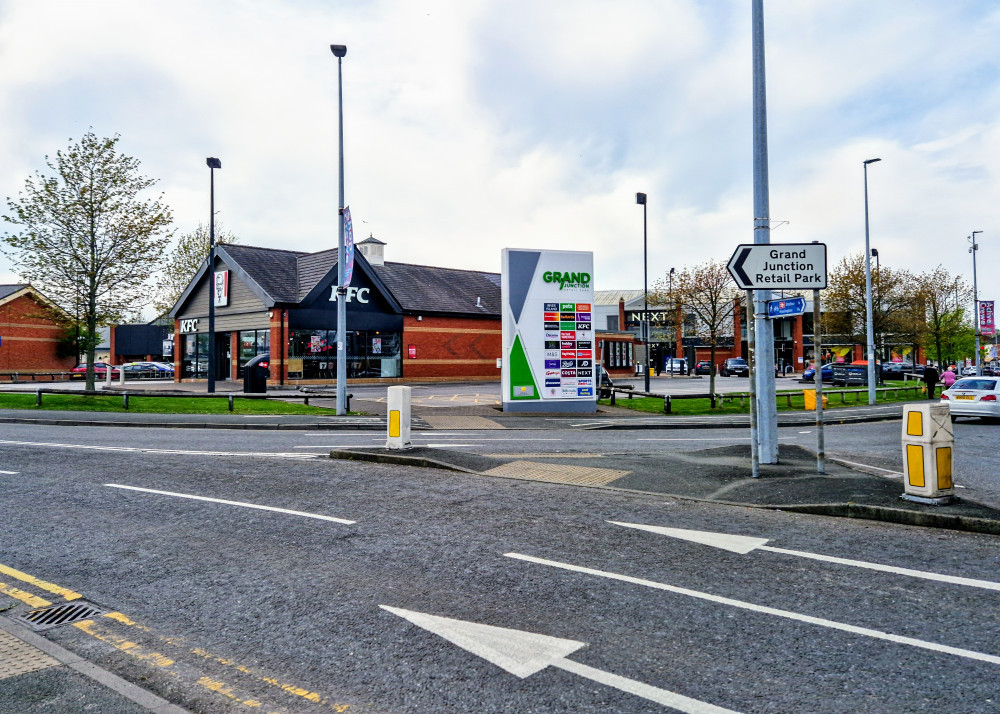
left=70, top=362, right=121, bottom=379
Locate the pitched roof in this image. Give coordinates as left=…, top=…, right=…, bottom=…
left=593, top=289, right=644, bottom=305
left=220, top=244, right=305, bottom=303
left=0, top=284, right=28, bottom=301
left=372, top=262, right=500, bottom=316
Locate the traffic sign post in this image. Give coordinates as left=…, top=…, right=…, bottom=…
left=727, top=243, right=827, bottom=291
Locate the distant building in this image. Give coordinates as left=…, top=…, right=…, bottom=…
left=0, top=284, right=75, bottom=374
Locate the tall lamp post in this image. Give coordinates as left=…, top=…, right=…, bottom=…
left=668, top=267, right=675, bottom=366
left=331, top=44, right=348, bottom=415
left=862, top=157, right=881, bottom=405
left=206, top=157, right=222, bottom=394
left=871, top=247, right=879, bottom=362
left=970, top=230, right=982, bottom=375
left=636, top=192, right=650, bottom=392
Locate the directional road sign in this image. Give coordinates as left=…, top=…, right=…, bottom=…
left=727, top=243, right=827, bottom=290
left=766, top=296, right=806, bottom=318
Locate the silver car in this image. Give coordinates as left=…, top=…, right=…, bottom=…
left=941, top=377, right=1000, bottom=422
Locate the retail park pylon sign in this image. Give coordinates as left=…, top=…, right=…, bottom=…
left=501, top=248, right=596, bottom=413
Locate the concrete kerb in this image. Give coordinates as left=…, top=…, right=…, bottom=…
left=326, top=447, right=1000, bottom=537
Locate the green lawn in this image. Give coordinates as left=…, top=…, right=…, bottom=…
left=601, top=381, right=927, bottom=416
left=0, top=392, right=338, bottom=415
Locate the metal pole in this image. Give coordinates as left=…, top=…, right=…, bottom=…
left=813, top=288, right=825, bottom=474
left=752, top=0, right=777, bottom=463
left=862, top=159, right=880, bottom=403
left=971, top=231, right=982, bottom=375
left=207, top=164, right=216, bottom=394
left=746, top=292, right=760, bottom=478
left=643, top=198, right=650, bottom=393
left=333, top=45, right=348, bottom=415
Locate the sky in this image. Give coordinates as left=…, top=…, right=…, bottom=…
left=1, top=0, right=998, bottom=310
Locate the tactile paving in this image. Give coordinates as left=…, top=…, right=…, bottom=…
left=0, top=629, right=60, bottom=680
left=482, top=460, right=629, bottom=486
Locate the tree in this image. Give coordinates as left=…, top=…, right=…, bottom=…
left=2, top=131, right=173, bottom=389
left=652, top=260, right=739, bottom=399
left=916, top=266, right=972, bottom=366
left=153, top=223, right=239, bottom=317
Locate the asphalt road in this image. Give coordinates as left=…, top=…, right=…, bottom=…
left=2, top=423, right=1000, bottom=712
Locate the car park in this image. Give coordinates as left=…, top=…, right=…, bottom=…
left=719, top=358, right=749, bottom=377
left=694, top=360, right=713, bottom=375
left=962, top=366, right=978, bottom=376
left=940, top=377, right=1000, bottom=422
left=663, top=358, right=687, bottom=374
left=70, top=362, right=120, bottom=379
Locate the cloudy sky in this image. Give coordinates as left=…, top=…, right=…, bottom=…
left=1, top=0, right=998, bottom=306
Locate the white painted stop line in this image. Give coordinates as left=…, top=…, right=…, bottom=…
left=505, top=552, right=1000, bottom=666
left=0, top=470, right=18, bottom=474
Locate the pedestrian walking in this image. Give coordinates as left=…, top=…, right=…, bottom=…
left=940, top=365, right=957, bottom=390
left=922, top=364, right=940, bottom=399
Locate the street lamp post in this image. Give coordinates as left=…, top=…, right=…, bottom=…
left=871, top=247, right=879, bottom=362
left=668, top=267, right=675, bottom=367
left=863, top=157, right=881, bottom=404
left=331, top=44, right=348, bottom=415
left=970, top=230, right=982, bottom=375
left=636, top=192, right=649, bottom=392
left=206, top=157, right=222, bottom=394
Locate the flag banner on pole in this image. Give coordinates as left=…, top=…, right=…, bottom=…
left=980, top=301, right=995, bottom=337
left=343, top=205, right=355, bottom=286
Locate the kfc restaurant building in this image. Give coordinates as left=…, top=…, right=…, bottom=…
left=170, top=239, right=506, bottom=385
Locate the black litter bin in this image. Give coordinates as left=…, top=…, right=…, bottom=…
left=244, top=353, right=270, bottom=393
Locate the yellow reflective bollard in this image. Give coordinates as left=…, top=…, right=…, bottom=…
left=900, top=403, right=954, bottom=504
left=386, top=385, right=412, bottom=450
left=802, top=390, right=828, bottom=411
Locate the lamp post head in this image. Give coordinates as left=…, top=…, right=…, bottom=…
left=863, top=157, right=881, bottom=166
left=871, top=248, right=878, bottom=258
left=206, top=157, right=221, bottom=169
left=670, top=267, right=675, bottom=275
left=330, top=44, right=347, bottom=58
left=635, top=192, right=646, bottom=205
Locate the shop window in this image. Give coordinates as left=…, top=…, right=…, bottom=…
left=182, top=333, right=208, bottom=378
left=237, top=330, right=271, bottom=378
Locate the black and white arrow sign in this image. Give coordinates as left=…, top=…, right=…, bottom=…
left=726, top=243, right=827, bottom=290
left=609, top=522, right=1000, bottom=591
left=381, top=605, right=741, bottom=713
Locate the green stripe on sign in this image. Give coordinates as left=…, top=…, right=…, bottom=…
left=509, top=334, right=539, bottom=400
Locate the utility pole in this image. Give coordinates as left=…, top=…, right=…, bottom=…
left=970, top=230, right=982, bottom=375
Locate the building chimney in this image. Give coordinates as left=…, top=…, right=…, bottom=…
left=356, top=233, right=386, bottom=266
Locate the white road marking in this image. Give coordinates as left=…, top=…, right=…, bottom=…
left=381, top=606, right=739, bottom=713
left=505, top=553, right=1000, bottom=666
left=635, top=437, right=797, bottom=441
left=828, top=458, right=902, bottom=476
left=609, top=523, right=1000, bottom=592
left=0, top=439, right=318, bottom=460
left=105, top=484, right=355, bottom=524
left=0, top=470, right=19, bottom=474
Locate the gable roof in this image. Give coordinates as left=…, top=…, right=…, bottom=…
left=372, top=262, right=500, bottom=316
left=0, top=284, right=28, bottom=301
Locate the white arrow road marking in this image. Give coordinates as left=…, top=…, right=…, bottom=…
left=381, top=606, right=740, bottom=713
left=106, top=484, right=355, bottom=524
left=505, top=553, right=1000, bottom=666
left=609, top=522, right=1000, bottom=591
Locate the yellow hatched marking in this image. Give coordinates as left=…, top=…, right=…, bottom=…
left=0, top=582, right=51, bottom=608
left=906, top=444, right=925, bottom=487
left=0, top=563, right=82, bottom=601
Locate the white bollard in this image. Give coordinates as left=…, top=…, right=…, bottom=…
left=119, top=366, right=126, bottom=385
left=386, top=386, right=412, bottom=450
left=105, top=366, right=112, bottom=389
left=900, top=403, right=954, bottom=504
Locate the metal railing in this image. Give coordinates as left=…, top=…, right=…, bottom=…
left=6, top=388, right=351, bottom=413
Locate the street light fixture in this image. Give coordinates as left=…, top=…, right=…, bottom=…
left=331, top=43, right=348, bottom=415
left=636, top=192, right=650, bottom=392
left=206, top=157, right=222, bottom=394
left=863, top=157, right=881, bottom=404
left=970, top=230, right=982, bottom=375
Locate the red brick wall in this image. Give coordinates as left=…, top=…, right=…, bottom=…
left=402, top=315, right=501, bottom=380
left=0, top=291, right=75, bottom=373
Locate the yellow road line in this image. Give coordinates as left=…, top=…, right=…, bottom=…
left=0, top=563, right=82, bottom=601
left=0, top=582, right=52, bottom=608
left=74, top=620, right=175, bottom=667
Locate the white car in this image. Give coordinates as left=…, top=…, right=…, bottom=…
left=940, top=377, right=1000, bottom=422
left=962, top=366, right=978, bottom=376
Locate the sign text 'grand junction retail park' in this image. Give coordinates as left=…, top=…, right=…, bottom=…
left=727, top=243, right=828, bottom=291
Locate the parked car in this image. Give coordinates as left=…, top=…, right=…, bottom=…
left=663, top=358, right=687, bottom=374
left=598, top=365, right=614, bottom=399
left=694, top=360, right=713, bottom=375
left=122, top=361, right=174, bottom=377
left=70, top=362, right=120, bottom=379
left=962, top=365, right=978, bottom=376
left=940, top=376, right=1000, bottom=422
left=802, top=362, right=835, bottom=382
left=719, top=358, right=749, bottom=377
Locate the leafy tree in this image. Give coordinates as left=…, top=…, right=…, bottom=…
left=2, top=131, right=173, bottom=389
left=916, top=266, right=972, bottom=366
left=153, top=223, right=239, bottom=317
left=652, top=260, right=739, bottom=398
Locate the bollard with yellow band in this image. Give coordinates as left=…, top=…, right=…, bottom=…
left=900, top=403, right=954, bottom=504
left=386, top=385, right=412, bottom=450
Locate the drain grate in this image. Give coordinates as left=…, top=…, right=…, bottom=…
left=12, top=601, right=106, bottom=631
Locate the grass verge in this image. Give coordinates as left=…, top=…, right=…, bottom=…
left=0, top=392, right=337, bottom=415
